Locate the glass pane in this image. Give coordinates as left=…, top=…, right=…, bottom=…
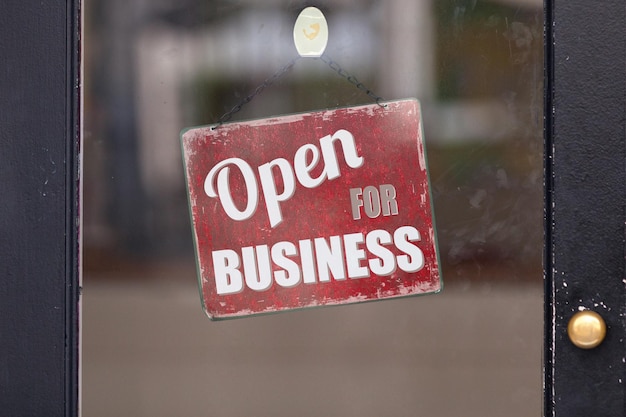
left=83, top=1, right=543, bottom=416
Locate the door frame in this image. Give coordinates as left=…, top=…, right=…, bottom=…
left=0, top=1, right=624, bottom=416
left=0, top=0, right=81, bottom=415
left=545, top=1, right=625, bottom=416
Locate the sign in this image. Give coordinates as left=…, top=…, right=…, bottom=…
left=181, top=99, right=441, bottom=319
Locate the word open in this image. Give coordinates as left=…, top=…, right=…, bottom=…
left=204, top=129, right=363, bottom=227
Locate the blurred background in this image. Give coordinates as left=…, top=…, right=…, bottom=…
left=83, top=0, right=544, bottom=416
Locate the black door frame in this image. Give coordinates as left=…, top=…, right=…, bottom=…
left=0, top=0, right=81, bottom=415
left=545, top=1, right=625, bottom=416
left=0, top=1, right=623, bottom=416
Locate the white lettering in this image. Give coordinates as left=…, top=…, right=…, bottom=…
left=211, top=226, right=428, bottom=294
left=299, top=239, right=317, bottom=284
left=294, top=144, right=327, bottom=188
left=394, top=226, right=425, bottom=273
left=366, top=229, right=396, bottom=276
left=258, top=158, right=296, bottom=227
left=314, top=235, right=346, bottom=282
left=272, top=241, right=301, bottom=288
left=343, top=233, right=369, bottom=279
left=242, top=245, right=273, bottom=291
left=213, top=249, right=244, bottom=295
left=205, top=130, right=363, bottom=228
left=319, top=129, right=364, bottom=179
left=204, top=158, right=258, bottom=221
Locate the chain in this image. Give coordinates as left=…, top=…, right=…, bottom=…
left=319, top=54, right=386, bottom=107
left=214, top=57, right=301, bottom=128
left=213, top=54, right=386, bottom=128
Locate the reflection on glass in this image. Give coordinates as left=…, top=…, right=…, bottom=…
left=83, top=1, right=543, bottom=416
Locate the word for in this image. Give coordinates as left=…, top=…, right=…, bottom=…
left=204, top=129, right=363, bottom=228
left=349, top=184, right=399, bottom=220
left=212, top=226, right=425, bottom=295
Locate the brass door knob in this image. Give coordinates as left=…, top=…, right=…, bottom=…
left=567, top=310, right=607, bottom=349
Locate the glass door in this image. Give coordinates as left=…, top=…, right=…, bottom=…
left=83, top=1, right=543, bottom=415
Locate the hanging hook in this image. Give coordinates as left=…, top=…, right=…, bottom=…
left=293, top=7, right=328, bottom=58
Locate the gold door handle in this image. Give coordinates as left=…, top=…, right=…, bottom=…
left=567, top=310, right=607, bottom=349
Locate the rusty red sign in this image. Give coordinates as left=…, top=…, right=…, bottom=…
left=181, top=99, right=441, bottom=319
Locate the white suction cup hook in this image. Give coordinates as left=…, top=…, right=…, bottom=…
left=293, top=7, right=328, bottom=58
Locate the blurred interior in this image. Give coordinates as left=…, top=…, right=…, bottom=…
left=83, top=0, right=544, bottom=416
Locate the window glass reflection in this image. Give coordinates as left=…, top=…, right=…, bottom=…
left=83, top=1, right=543, bottom=416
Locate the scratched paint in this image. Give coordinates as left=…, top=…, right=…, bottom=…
left=181, top=99, right=441, bottom=319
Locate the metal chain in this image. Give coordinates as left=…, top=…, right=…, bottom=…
left=214, top=57, right=301, bottom=127
left=319, top=54, right=386, bottom=107
left=213, top=54, right=386, bottom=127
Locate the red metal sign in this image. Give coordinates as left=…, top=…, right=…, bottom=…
left=182, top=99, right=441, bottom=319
